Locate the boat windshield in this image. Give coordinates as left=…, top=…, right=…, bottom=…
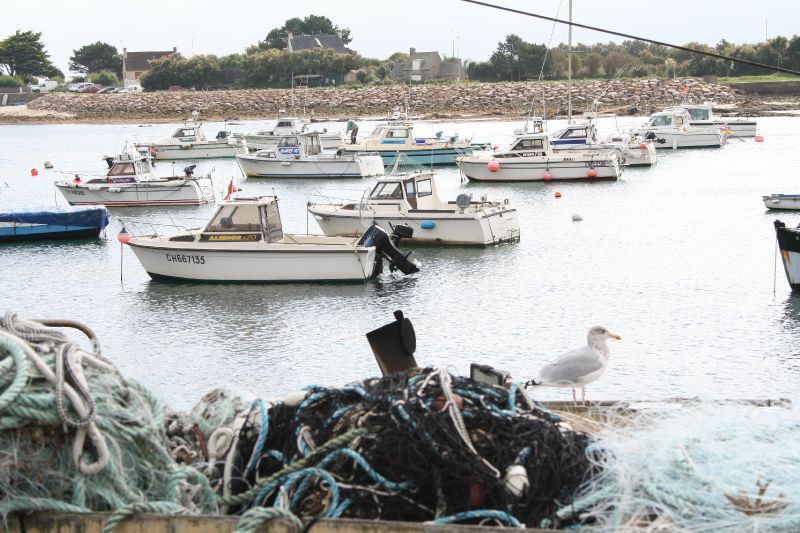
left=687, top=108, right=709, bottom=121
left=278, top=137, right=300, bottom=147
left=172, top=128, right=196, bottom=139
left=109, top=162, right=135, bottom=176
left=650, top=115, right=673, bottom=127
left=512, top=138, right=545, bottom=151
left=560, top=128, right=587, bottom=139
left=276, top=121, right=295, bottom=128
left=385, top=128, right=409, bottom=139
left=370, top=182, right=404, bottom=200
left=205, top=205, right=262, bottom=233
left=416, top=178, right=432, bottom=198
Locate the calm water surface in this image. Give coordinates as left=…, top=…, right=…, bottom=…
left=2, top=116, right=800, bottom=408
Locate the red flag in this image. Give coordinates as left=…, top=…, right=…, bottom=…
left=223, top=178, right=236, bottom=201
left=681, top=86, right=689, bottom=94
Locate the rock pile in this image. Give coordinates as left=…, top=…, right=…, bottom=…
left=27, top=78, right=747, bottom=121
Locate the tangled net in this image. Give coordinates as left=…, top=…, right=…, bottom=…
left=0, top=312, right=593, bottom=530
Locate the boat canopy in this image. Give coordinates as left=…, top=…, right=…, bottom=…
left=647, top=111, right=688, bottom=128
left=275, top=132, right=322, bottom=157
left=509, top=134, right=548, bottom=152
left=368, top=172, right=441, bottom=210
left=0, top=207, right=109, bottom=228
left=171, top=125, right=207, bottom=141
left=201, top=198, right=283, bottom=242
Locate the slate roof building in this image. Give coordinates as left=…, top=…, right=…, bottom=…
left=390, top=48, right=466, bottom=82
left=122, top=47, right=177, bottom=86
left=286, top=32, right=346, bottom=53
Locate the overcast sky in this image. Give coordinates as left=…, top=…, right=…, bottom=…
left=4, top=0, right=797, bottom=75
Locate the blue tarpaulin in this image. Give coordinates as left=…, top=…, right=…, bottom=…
left=0, top=207, right=110, bottom=229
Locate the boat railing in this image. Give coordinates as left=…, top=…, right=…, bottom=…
left=118, top=216, right=201, bottom=240
left=305, top=188, right=370, bottom=206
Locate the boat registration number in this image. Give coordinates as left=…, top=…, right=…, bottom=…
left=585, top=161, right=609, bottom=167
left=66, top=189, right=85, bottom=195
left=166, top=253, right=205, bottom=264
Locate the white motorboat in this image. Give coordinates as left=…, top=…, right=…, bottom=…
left=308, top=170, right=520, bottom=246
left=55, top=152, right=214, bottom=207
left=339, top=123, right=473, bottom=166
left=774, top=220, right=800, bottom=291
left=457, top=129, right=621, bottom=182
left=762, top=194, right=800, bottom=211
left=235, top=117, right=344, bottom=151
left=123, top=196, right=419, bottom=282
left=135, top=120, right=247, bottom=160
left=547, top=118, right=657, bottom=167
left=236, top=132, right=384, bottom=179
left=637, top=109, right=726, bottom=149
left=679, top=101, right=757, bottom=137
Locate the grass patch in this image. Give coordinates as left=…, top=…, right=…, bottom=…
left=718, top=73, right=800, bottom=83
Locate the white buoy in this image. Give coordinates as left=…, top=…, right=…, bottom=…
left=283, top=390, right=310, bottom=406
left=572, top=213, right=583, bottom=222
left=503, top=464, right=529, bottom=498
left=43, top=161, right=53, bottom=169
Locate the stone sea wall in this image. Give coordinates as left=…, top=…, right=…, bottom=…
left=23, top=78, right=768, bottom=122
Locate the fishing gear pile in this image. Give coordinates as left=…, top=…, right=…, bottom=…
left=177, top=366, right=593, bottom=528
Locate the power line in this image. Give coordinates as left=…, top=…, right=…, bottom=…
left=460, top=0, right=800, bottom=76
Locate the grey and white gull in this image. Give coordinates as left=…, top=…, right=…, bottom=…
left=526, top=326, right=621, bottom=404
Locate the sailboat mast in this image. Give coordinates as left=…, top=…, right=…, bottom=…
left=567, top=0, right=573, bottom=123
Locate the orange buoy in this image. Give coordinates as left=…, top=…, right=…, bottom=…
left=639, top=143, right=647, bottom=150
left=117, top=227, right=131, bottom=244
left=487, top=160, right=500, bottom=173
left=555, top=191, right=562, bottom=198
left=543, top=170, right=553, bottom=181
left=755, top=136, right=765, bottom=142
left=587, top=167, right=598, bottom=178
left=30, top=168, right=38, bottom=176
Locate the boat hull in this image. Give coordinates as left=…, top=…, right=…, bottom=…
left=763, top=195, right=800, bottom=211
left=135, top=142, right=245, bottom=160
left=341, top=147, right=472, bottom=166
left=127, top=240, right=378, bottom=282
left=650, top=131, right=725, bottom=149
left=236, top=155, right=384, bottom=179
left=457, top=156, right=620, bottom=182
left=0, top=207, right=109, bottom=242
left=553, top=143, right=657, bottom=167
left=309, top=206, right=520, bottom=246
left=775, top=220, right=800, bottom=291
left=691, top=120, right=757, bottom=137
left=0, top=224, right=103, bottom=242
left=55, top=179, right=214, bottom=207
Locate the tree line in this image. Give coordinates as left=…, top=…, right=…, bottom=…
left=2, top=18, right=799, bottom=91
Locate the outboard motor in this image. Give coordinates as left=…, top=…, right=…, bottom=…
left=183, top=164, right=196, bottom=177
left=359, top=223, right=419, bottom=275
left=645, top=131, right=666, bottom=144
left=216, top=130, right=229, bottom=140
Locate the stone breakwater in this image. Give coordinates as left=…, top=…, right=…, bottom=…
left=21, top=78, right=785, bottom=122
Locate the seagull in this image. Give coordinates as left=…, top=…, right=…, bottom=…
left=527, top=326, right=621, bottom=404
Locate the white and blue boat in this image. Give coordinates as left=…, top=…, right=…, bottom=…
left=0, top=207, right=109, bottom=242
left=339, top=123, right=473, bottom=166
left=547, top=119, right=657, bottom=167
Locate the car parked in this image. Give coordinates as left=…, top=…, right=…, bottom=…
left=79, top=85, right=100, bottom=93
left=97, top=87, right=118, bottom=94
left=68, top=82, right=95, bottom=92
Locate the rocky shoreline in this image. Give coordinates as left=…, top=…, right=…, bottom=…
left=5, top=78, right=799, bottom=124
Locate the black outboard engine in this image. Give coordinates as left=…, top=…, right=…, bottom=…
left=645, top=130, right=667, bottom=144
left=216, top=130, right=229, bottom=140
left=359, top=223, right=419, bottom=275
left=183, top=164, right=196, bottom=177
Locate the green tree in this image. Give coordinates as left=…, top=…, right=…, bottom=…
left=70, top=42, right=122, bottom=75
left=0, top=30, right=58, bottom=78
left=140, top=54, right=222, bottom=91
left=583, top=52, right=602, bottom=77
left=87, top=70, right=118, bottom=86
left=256, top=15, right=352, bottom=50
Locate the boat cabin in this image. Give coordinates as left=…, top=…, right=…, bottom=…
left=253, top=133, right=323, bottom=159
left=680, top=103, right=716, bottom=122
left=645, top=110, right=689, bottom=129
left=367, top=171, right=447, bottom=211
left=170, top=123, right=208, bottom=143
left=200, top=197, right=283, bottom=243
left=90, top=153, right=154, bottom=184
left=504, top=133, right=551, bottom=157
left=551, top=121, right=599, bottom=146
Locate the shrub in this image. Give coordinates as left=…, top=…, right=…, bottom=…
left=0, top=75, right=23, bottom=87
left=87, top=70, right=119, bottom=86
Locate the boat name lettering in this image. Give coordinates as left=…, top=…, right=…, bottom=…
left=278, top=147, right=301, bottom=155
left=179, top=137, right=196, bottom=142
left=67, top=189, right=85, bottom=195
left=380, top=140, right=405, bottom=145
left=585, top=161, right=609, bottom=167
left=207, top=234, right=258, bottom=241
left=165, top=253, right=205, bottom=264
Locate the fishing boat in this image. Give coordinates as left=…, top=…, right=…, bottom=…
left=679, top=101, right=757, bottom=137
left=637, top=109, right=726, bottom=149
left=307, top=170, right=520, bottom=246
left=55, top=152, right=214, bottom=207
left=762, top=194, right=800, bottom=211
left=234, top=117, right=344, bottom=151
left=339, top=123, right=473, bottom=166
left=457, top=127, right=621, bottom=182
left=236, top=132, right=384, bottom=179
left=774, top=220, right=800, bottom=291
left=135, top=120, right=247, bottom=160
left=547, top=119, right=657, bottom=167
left=0, top=207, right=109, bottom=242
left=123, top=196, right=419, bottom=282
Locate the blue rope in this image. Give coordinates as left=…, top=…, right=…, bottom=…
left=317, top=448, right=409, bottom=490
left=245, top=400, right=269, bottom=477
left=431, top=509, right=524, bottom=528
left=507, top=383, right=518, bottom=414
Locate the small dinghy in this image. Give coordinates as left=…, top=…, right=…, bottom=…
left=123, top=196, right=419, bottom=282
left=774, top=220, right=800, bottom=291
left=55, top=152, right=214, bottom=207
left=308, top=170, right=520, bottom=246
left=0, top=207, right=109, bottom=242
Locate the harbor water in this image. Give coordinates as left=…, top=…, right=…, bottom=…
left=1, top=116, right=800, bottom=409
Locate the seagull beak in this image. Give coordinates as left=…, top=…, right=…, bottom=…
left=610, top=334, right=622, bottom=340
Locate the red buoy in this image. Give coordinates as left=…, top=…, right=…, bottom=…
left=117, top=227, right=131, bottom=245
left=555, top=191, right=562, bottom=198
left=30, top=168, right=38, bottom=176
left=639, top=143, right=647, bottom=150
left=543, top=170, right=553, bottom=181
left=755, top=136, right=765, bottom=142
left=487, top=160, right=500, bottom=173
left=587, top=167, right=598, bottom=178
